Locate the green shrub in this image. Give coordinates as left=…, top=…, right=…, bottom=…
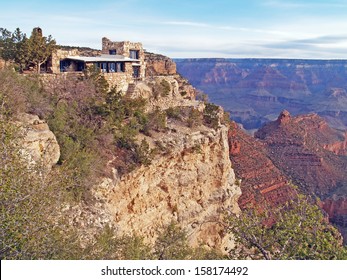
left=166, top=107, right=182, bottom=120
left=203, top=103, right=220, bottom=129
left=227, top=194, right=347, bottom=260
left=160, top=79, right=171, bottom=97
left=187, top=108, right=203, bottom=128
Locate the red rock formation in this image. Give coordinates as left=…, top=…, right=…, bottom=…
left=228, top=122, right=296, bottom=209
left=277, top=109, right=291, bottom=125
left=255, top=111, right=347, bottom=242
left=255, top=111, right=347, bottom=196
left=323, top=131, right=347, bottom=156
left=322, top=196, right=347, bottom=241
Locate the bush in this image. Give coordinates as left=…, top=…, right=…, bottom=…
left=153, top=79, right=171, bottom=99
left=166, top=107, right=182, bottom=120
left=0, top=114, right=82, bottom=259
left=187, top=108, right=203, bottom=128
left=226, top=194, right=347, bottom=260
left=144, top=107, right=167, bottom=132
left=203, top=103, right=220, bottom=129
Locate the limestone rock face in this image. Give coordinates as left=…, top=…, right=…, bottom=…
left=95, top=124, right=241, bottom=251
left=129, top=76, right=197, bottom=112
left=16, top=113, right=60, bottom=168
left=145, top=52, right=177, bottom=76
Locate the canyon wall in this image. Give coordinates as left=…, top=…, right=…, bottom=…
left=175, top=58, right=347, bottom=131
left=34, top=54, right=242, bottom=252
left=255, top=110, right=347, bottom=242
left=97, top=124, right=241, bottom=251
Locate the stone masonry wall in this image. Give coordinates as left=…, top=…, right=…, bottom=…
left=102, top=37, right=146, bottom=79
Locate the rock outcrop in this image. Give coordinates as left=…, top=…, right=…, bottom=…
left=128, top=75, right=197, bottom=112
left=254, top=110, right=347, bottom=242
left=145, top=52, right=177, bottom=77
left=228, top=122, right=296, bottom=209
left=15, top=113, right=60, bottom=168
left=95, top=124, right=241, bottom=251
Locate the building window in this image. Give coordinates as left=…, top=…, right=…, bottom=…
left=133, top=66, right=140, bottom=78
left=129, top=50, right=139, bottom=59
left=60, top=59, right=71, bottom=72
left=109, top=63, right=116, bottom=72
left=109, top=49, right=116, bottom=55
left=116, top=62, right=125, bottom=72
left=99, top=62, right=107, bottom=72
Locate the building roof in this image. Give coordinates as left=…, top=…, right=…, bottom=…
left=66, top=54, right=140, bottom=63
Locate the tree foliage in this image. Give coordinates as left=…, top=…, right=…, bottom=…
left=26, top=28, right=56, bottom=73
left=0, top=27, right=56, bottom=72
left=227, top=195, right=347, bottom=260
left=0, top=110, right=83, bottom=259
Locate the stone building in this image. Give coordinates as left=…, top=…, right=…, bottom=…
left=50, top=37, right=146, bottom=89
left=101, top=37, right=146, bottom=79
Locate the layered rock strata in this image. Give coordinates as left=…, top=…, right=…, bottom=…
left=255, top=110, right=347, bottom=242
left=228, top=122, right=296, bottom=209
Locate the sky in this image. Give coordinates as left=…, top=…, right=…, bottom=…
left=1, top=0, right=347, bottom=59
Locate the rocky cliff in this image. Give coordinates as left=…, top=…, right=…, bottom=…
left=145, top=52, right=177, bottom=77
left=255, top=110, right=347, bottom=242
left=175, top=58, right=347, bottom=131
left=96, top=124, right=240, bottom=251
left=15, top=113, right=60, bottom=168
left=40, top=55, right=242, bottom=252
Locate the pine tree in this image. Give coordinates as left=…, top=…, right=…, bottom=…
left=27, top=28, right=56, bottom=73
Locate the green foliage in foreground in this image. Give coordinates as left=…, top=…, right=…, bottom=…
left=0, top=115, right=81, bottom=259
left=226, top=195, right=347, bottom=260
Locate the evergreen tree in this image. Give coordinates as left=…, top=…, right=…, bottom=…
left=27, top=28, right=56, bottom=73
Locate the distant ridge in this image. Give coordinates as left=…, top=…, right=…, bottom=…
left=175, top=58, right=347, bottom=131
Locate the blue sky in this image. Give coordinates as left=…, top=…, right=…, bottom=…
left=1, top=0, right=347, bottom=58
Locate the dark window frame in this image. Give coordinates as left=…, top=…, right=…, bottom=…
left=129, top=50, right=139, bottom=59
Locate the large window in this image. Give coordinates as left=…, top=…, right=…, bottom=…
left=95, top=62, right=125, bottom=73
left=109, top=63, right=116, bottom=72
left=129, top=50, right=139, bottom=59
left=60, top=59, right=71, bottom=72
left=116, top=62, right=125, bottom=72
left=100, top=62, right=107, bottom=73
left=133, top=66, right=140, bottom=78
